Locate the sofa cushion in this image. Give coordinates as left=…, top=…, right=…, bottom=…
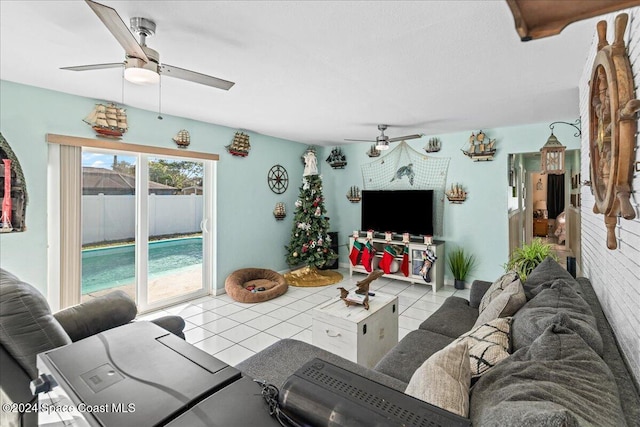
left=512, top=280, right=602, bottom=355
left=456, top=317, right=511, bottom=378
left=478, top=271, right=518, bottom=313
left=0, top=269, right=71, bottom=378
left=470, top=323, right=626, bottom=427
left=469, top=280, right=493, bottom=309
left=54, top=290, right=137, bottom=342
left=374, top=329, right=455, bottom=384
left=473, top=280, right=525, bottom=329
left=236, top=338, right=407, bottom=391
left=0, top=269, right=72, bottom=379
left=419, top=296, right=478, bottom=338
left=576, top=277, right=640, bottom=427
left=405, top=340, right=470, bottom=417
left=522, top=256, right=578, bottom=299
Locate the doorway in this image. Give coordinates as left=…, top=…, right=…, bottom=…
left=509, top=150, right=581, bottom=271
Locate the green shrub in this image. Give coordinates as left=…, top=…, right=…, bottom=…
left=505, top=238, right=557, bottom=281
left=447, top=247, right=477, bottom=281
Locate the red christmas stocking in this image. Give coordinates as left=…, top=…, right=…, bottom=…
left=378, top=245, right=398, bottom=274
left=401, top=245, right=410, bottom=277
left=350, top=240, right=364, bottom=266
left=361, top=240, right=376, bottom=272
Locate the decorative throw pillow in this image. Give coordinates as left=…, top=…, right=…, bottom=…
left=456, top=317, right=512, bottom=377
left=478, top=271, right=519, bottom=313
left=523, top=256, right=579, bottom=299
left=512, top=280, right=602, bottom=355
left=473, top=280, right=525, bottom=329
left=405, top=340, right=470, bottom=417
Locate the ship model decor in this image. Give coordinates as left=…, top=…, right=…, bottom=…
left=462, top=130, right=496, bottom=161
left=366, top=144, right=381, bottom=157
left=326, top=147, right=347, bottom=169
left=346, top=186, right=361, bottom=203
left=226, top=132, right=251, bottom=157
left=173, top=129, right=190, bottom=149
left=445, top=183, right=468, bottom=203
left=424, top=137, right=442, bottom=153
left=83, top=103, right=128, bottom=138
left=273, top=202, right=286, bottom=220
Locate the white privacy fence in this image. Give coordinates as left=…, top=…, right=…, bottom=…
left=82, top=194, right=203, bottom=244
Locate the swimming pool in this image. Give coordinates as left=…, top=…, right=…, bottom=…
left=82, top=237, right=203, bottom=294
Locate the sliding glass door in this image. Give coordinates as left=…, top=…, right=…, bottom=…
left=81, top=151, right=138, bottom=303
left=81, top=149, right=212, bottom=311
left=141, top=156, right=207, bottom=308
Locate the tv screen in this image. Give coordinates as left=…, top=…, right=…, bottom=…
left=361, top=190, right=434, bottom=237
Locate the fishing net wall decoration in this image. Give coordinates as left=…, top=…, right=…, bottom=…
left=361, top=141, right=450, bottom=236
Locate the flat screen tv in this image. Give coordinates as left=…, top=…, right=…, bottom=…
left=361, top=190, right=434, bottom=237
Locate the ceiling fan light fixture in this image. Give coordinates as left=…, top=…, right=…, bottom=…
left=124, top=51, right=160, bottom=85
left=375, top=142, right=390, bottom=150
left=124, top=66, right=159, bottom=85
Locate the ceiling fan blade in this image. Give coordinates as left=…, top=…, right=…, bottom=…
left=344, top=138, right=376, bottom=142
left=85, top=0, right=149, bottom=62
left=161, top=64, right=235, bottom=90
left=388, top=134, right=423, bottom=142
left=61, top=62, right=123, bottom=71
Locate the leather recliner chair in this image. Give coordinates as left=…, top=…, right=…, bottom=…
left=0, top=268, right=186, bottom=427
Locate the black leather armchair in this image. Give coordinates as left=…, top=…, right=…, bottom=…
left=0, top=268, right=185, bottom=427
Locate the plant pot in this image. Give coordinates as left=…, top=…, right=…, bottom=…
left=454, top=279, right=466, bottom=290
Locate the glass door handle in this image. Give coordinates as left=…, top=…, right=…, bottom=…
left=200, top=218, right=209, bottom=233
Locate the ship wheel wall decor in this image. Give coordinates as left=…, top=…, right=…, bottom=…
left=589, top=13, right=640, bottom=249
left=268, top=165, right=289, bottom=194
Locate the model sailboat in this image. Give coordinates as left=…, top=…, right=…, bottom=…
left=273, top=202, right=286, bottom=220
left=461, top=130, right=496, bottom=161
left=173, top=130, right=191, bottom=149
left=346, top=186, right=361, bottom=202
left=226, top=132, right=251, bottom=157
left=84, top=103, right=128, bottom=138
left=326, top=147, right=347, bottom=168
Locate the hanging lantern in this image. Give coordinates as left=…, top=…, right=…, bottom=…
left=540, top=130, right=566, bottom=175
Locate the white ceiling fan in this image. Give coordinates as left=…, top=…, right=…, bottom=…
left=60, top=0, right=234, bottom=90
left=345, top=124, right=423, bottom=150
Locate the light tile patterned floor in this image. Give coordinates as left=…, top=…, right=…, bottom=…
left=137, top=268, right=471, bottom=367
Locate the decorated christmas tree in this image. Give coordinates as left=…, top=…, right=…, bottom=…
left=285, top=151, right=337, bottom=268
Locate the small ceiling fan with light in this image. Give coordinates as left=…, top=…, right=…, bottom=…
left=61, top=0, right=234, bottom=90
left=345, top=124, right=423, bottom=150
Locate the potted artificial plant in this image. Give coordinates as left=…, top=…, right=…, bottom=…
left=505, top=238, right=558, bottom=281
left=447, top=247, right=477, bottom=289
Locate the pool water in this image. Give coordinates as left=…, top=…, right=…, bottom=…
left=82, top=237, right=203, bottom=294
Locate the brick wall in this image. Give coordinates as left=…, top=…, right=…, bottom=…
left=579, top=8, right=640, bottom=386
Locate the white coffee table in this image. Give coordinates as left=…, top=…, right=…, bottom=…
left=312, top=291, right=399, bottom=368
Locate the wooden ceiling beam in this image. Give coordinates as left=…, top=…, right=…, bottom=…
left=506, top=0, right=640, bottom=41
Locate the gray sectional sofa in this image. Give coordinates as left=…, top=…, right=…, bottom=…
left=238, top=258, right=640, bottom=426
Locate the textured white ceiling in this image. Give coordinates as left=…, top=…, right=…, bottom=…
left=0, top=1, right=599, bottom=145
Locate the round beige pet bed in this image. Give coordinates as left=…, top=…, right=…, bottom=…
left=224, top=268, right=288, bottom=303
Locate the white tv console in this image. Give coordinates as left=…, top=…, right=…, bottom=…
left=349, top=236, right=445, bottom=293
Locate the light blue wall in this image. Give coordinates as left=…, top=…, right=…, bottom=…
left=0, top=79, right=581, bottom=297
left=321, top=123, right=581, bottom=284
left=0, top=80, right=305, bottom=295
